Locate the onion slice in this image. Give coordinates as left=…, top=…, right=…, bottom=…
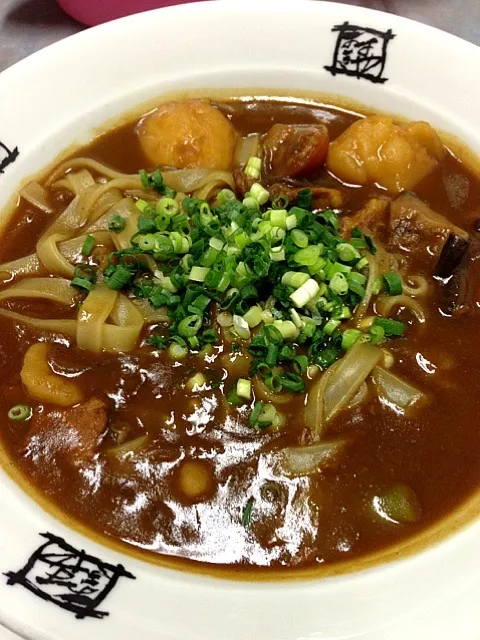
left=279, top=439, right=348, bottom=477
left=372, top=366, right=427, bottom=413
left=305, top=343, right=382, bottom=439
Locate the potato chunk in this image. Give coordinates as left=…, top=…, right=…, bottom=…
left=177, top=459, right=213, bottom=502
left=327, top=116, right=444, bottom=193
left=137, top=99, right=238, bottom=170
left=20, top=343, right=83, bottom=407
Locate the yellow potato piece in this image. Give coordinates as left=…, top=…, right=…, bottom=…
left=137, top=99, right=238, bottom=170
left=327, top=115, right=444, bottom=193
left=20, top=343, right=83, bottom=407
left=177, top=459, right=213, bottom=502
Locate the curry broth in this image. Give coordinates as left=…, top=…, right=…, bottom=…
left=0, top=99, right=480, bottom=574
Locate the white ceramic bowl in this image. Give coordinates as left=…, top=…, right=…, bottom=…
left=0, top=2, right=479, bottom=639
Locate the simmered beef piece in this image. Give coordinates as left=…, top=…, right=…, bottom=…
left=340, top=197, right=390, bottom=236
left=389, top=193, right=469, bottom=270
left=233, top=168, right=256, bottom=198
left=23, top=397, right=108, bottom=466
left=263, top=123, right=329, bottom=178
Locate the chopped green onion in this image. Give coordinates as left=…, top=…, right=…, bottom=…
left=356, top=256, right=369, bottom=271
left=369, top=324, right=385, bottom=345
left=329, top=272, right=349, bottom=296
left=271, top=194, right=290, bottom=210
left=291, top=229, right=309, bottom=248
left=256, top=402, right=279, bottom=427
left=104, top=265, right=133, bottom=290
left=243, top=196, right=259, bottom=210
left=270, top=209, right=287, bottom=229
left=71, top=277, right=94, bottom=293
left=269, top=227, right=285, bottom=242
left=290, top=278, right=320, bottom=308
left=189, top=266, right=210, bottom=282
left=168, top=342, right=188, bottom=362
left=237, top=378, right=252, bottom=400
left=296, top=188, right=313, bottom=210
left=341, top=328, right=362, bottom=350
left=273, top=320, right=298, bottom=340
left=243, top=305, right=263, bottom=328
left=374, top=317, right=405, bottom=337
left=286, top=214, right=297, bottom=230
left=265, top=374, right=283, bottom=393
left=178, top=315, right=202, bottom=338
left=326, top=261, right=352, bottom=279
left=233, top=314, right=251, bottom=339
left=266, top=343, right=280, bottom=367
left=250, top=183, right=269, bottom=205
left=241, top=498, right=254, bottom=527
left=281, top=271, right=310, bottom=289
left=156, top=197, right=179, bottom=217
left=337, top=242, right=361, bottom=262
left=294, top=245, right=321, bottom=267
left=138, top=234, right=157, bottom=252
left=135, top=198, right=150, bottom=213
left=244, top=156, right=261, bottom=180
left=320, top=210, right=339, bottom=230
left=289, top=308, right=304, bottom=329
left=217, top=189, right=236, bottom=205
left=292, top=355, right=308, bottom=375
left=270, top=246, right=285, bottom=261
left=280, top=372, right=305, bottom=392
left=8, top=404, right=32, bottom=421
left=108, top=215, right=126, bottom=233
left=324, top=318, right=341, bottom=335
left=382, top=272, right=403, bottom=296
left=81, top=234, right=95, bottom=257
left=249, top=401, right=265, bottom=427
left=209, top=237, right=224, bottom=251
left=264, top=324, right=284, bottom=345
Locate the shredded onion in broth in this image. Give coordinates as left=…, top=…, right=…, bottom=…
left=305, top=343, right=383, bottom=440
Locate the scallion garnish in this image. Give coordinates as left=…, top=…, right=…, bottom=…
left=373, top=317, right=405, bottom=337
left=382, top=272, right=403, bottom=296
left=81, top=234, right=95, bottom=257
left=108, top=215, right=127, bottom=233
left=8, top=404, right=32, bottom=421
left=98, top=167, right=413, bottom=428
left=241, top=498, right=254, bottom=527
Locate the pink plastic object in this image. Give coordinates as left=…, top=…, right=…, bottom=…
left=57, top=0, right=204, bottom=26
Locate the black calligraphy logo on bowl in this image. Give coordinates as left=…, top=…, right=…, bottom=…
left=0, top=141, right=19, bottom=174
left=325, top=22, right=396, bottom=84
left=4, top=533, right=135, bottom=619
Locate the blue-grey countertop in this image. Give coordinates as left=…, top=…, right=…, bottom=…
left=1, top=0, right=479, bottom=73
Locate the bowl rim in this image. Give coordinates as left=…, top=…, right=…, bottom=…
left=0, top=2, right=480, bottom=639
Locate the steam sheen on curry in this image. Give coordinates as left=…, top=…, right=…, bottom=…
left=0, top=97, right=480, bottom=573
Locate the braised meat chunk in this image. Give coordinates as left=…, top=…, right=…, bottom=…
left=263, top=123, right=329, bottom=178
left=340, top=197, right=390, bottom=236
left=23, top=397, right=108, bottom=466
left=389, top=193, right=469, bottom=271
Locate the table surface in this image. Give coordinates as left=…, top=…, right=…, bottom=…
left=1, top=0, right=480, bottom=73
left=0, top=0, right=479, bottom=638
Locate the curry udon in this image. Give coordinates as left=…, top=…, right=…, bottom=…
left=0, top=97, right=479, bottom=572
